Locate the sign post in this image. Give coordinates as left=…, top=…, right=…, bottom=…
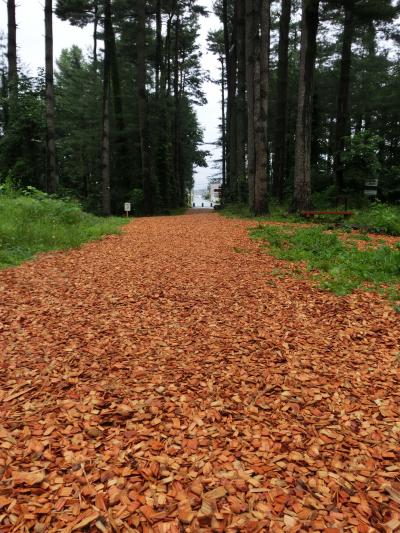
left=124, top=202, right=131, bottom=217
left=364, top=179, right=378, bottom=198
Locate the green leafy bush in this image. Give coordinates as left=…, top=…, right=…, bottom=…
left=342, top=131, right=382, bottom=192
left=350, top=202, right=400, bottom=235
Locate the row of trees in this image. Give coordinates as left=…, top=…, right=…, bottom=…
left=210, top=0, right=400, bottom=213
left=1, top=0, right=399, bottom=215
left=0, top=1, right=207, bottom=214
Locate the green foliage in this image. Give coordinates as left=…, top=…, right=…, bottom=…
left=55, top=47, right=102, bottom=210
left=342, top=131, right=382, bottom=191
left=250, top=224, right=400, bottom=297
left=130, top=188, right=145, bottom=215
left=224, top=202, right=344, bottom=224
left=0, top=192, right=127, bottom=268
left=223, top=200, right=400, bottom=237
left=350, top=202, right=400, bottom=235
left=0, top=76, right=46, bottom=189
left=1, top=0, right=207, bottom=216
left=220, top=204, right=252, bottom=218
left=221, top=202, right=301, bottom=221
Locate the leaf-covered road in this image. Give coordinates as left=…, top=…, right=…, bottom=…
left=1, top=213, right=399, bottom=532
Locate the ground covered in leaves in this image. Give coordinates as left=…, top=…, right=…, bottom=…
left=1, top=213, right=399, bottom=532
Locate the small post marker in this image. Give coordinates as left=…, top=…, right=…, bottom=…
left=124, top=202, right=131, bottom=217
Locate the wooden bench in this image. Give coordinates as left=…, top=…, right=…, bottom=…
left=300, top=211, right=353, bottom=219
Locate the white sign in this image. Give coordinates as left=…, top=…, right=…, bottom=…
left=365, top=179, right=378, bottom=187
left=364, top=190, right=377, bottom=196
left=124, top=202, right=131, bottom=212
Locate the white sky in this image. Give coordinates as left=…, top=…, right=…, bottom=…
left=0, top=0, right=222, bottom=192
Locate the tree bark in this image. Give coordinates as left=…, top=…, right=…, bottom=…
left=292, top=0, right=319, bottom=212
left=222, top=0, right=230, bottom=189
left=101, top=84, right=111, bottom=216
left=109, top=15, right=130, bottom=191
left=155, top=0, right=163, bottom=95
left=273, top=0, right=291, bottom=202
left=253, top=0, right=270, bottom=215
left=334, top=3, right=354, bottom=192
left=137, top=0, right=153, bottom=214
left=7, top=0, right=17, bottom=88
left=101, top=0, right=112, bottom=215
left=220, top=56, right=226, bottom=189
left=228, top=25, right=237, bottom=201
left=223, top=0, right=237, bottom=200
left=235, top=0, right=246, bottom=201
left=173, top=11, right=184, bottom=206
left=227, top=37, right=238, bottom=199
left=93, top=0, right=98, bottom=68
left=246, top=0, right=256, bottom=211
left=364, top=23, right=376, bottom=131
left=45, top=0, right=58, bottom=194
left=1, top=69, right=8, bottom=127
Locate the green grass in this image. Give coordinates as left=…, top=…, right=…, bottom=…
left=221, top=202, right=304, bottom=222
left=250, top=224, right=400, bottom=299
left=349, top=203, right=400, bottom=236
left=221, top=201, right=400, bottom=236
left=0, top=194, right=127, bottom=268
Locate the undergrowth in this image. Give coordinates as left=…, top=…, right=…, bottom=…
left=222, top=201, right=400, bottom=236
left=222, top=202, right=303, bottom=222
left=0, top=190, right=127, bottom=268
left=250, top=225, right=400, bottom=302
left=349, top=202, right=400, bottom=236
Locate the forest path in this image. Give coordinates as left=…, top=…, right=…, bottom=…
left=1, top=213, right=399, bottom=531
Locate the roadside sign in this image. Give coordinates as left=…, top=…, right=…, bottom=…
left=364, top=179, right=378, bottom=197
left=124, top=202, right=131, bottom=216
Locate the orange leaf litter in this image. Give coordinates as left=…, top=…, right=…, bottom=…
left=0, top=213, right=399, bottom=532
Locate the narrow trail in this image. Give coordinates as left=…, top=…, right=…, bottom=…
left=1, top=213, right=399, bottom=532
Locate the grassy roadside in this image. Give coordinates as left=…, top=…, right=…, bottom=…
left=0, top=194, right=128, bottom=269
left=221, top=203, right=400, bottom=308
left=222, top=202, right=400, bottom=236
left=250, top=224, right=400, bottom=311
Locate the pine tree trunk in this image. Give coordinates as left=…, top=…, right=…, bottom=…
left=273, top=0, right=291, bottom=202
left=254, top=0, right=270, bottom=215
left=7, top=0, right=17, bottom=88
left=220, top=57, right=226, bottom=189
left=1, top=70, right=8, bottom=127
left=101, top=85, right=111, bottom=215
left=45, top=0, right=58, bottom=194
left=101, top=0, right=112, bottom=215
left=137, top=0, right=153, bottom=214
left=222, top=0, right=231, bottom=191
left=228, top=40, right=237, bottom=201
left=246, top=0, right=256, bottom=211
left=292, top=0, right=319, bottom=212
left=224, top=0, right=238, bottom=200
left=364, top=23, right=376, bottom=130
left=235, top=0, right=246, bottom=201
left=93, top=1, right=98, bottom=68
left=334, top=3, right=354, bottom=192
left=155, top=0, right=162, bottom=95
left=165, top=13, right=174, bottom=97
left=173, top=12, right=184, bottom=206
left=109, top=18, right=130, bottom=192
